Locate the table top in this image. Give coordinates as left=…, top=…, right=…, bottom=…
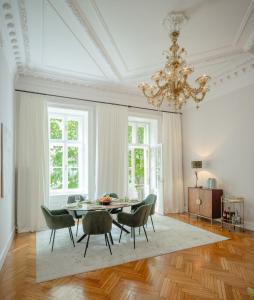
left=65, top=199, right=141, bottom=211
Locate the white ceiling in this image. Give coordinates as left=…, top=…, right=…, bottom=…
left=1, top=0, right=254, bottom=96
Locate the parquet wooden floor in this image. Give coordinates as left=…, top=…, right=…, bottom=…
left=0, top=214, right=254, bottom=300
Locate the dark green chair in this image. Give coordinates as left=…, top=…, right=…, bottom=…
left=117, top=204, right=152, bottom=249
left=132, top=194, right=157, bottom=232
left=67, top=194, right=86, bottom=236
left=41, top=205, right=75, bottom=252
left=82, top=211, right=113, bottom=257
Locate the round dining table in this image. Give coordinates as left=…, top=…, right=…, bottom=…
left=65, top=199, right=141, bottom=243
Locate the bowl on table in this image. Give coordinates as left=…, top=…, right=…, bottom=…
left=99, top=196, right=112, bottom=205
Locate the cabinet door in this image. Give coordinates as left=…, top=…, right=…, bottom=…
left=199, top=189, right=212, bottom=218
left=188, top=188, right=200, bottom=214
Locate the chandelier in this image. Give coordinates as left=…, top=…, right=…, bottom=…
left=138, top=13, right=211, bottom=111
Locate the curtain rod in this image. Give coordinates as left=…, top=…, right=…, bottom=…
left=15, top=89, right=182, bottom=115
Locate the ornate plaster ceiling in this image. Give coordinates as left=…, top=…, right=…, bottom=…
left=1, top=0, right=254, bottom=97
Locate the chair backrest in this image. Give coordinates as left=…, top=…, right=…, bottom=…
left=67, top=194, right=86, bottom=204
left=82, top=211, right=113, bottom=235
left=133, top=204, right=152, bottom=227
left=41, top=205, right=53, bottom=229
left=144, top=194, right=157, bottom=215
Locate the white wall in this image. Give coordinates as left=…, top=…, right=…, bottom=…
left=0, top=46, right=15, bottom=268
left=182, top=84, right=254, bottom=230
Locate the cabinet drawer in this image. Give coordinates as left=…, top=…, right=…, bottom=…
left=188, top=188, right=200, bottom=214
left=199, top=189, right=212, bottom=218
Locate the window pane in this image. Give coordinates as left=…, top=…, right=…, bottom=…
left=128, top=126, right=132, bottom=144
left=128, top=150, right=132, bottom=167
left=50, top=145, right=63, bottom=167
left=137, top=127, right=144, bottom=144
left=128, top=168, right=132, bottom=184
left=68, top=120, right=79, bottom=140
left=68, top=168, right=79, bottom=189
left=50, top=118, right=63, bottom=139
left=68, top=147, right=79, bottom=167
left=50, top=168, right=63, bottom=189
left=134, top=148, right=144, bottom=185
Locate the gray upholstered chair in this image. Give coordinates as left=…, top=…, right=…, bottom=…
left=82, top=210, right=113, bottom=257
left=132, top=194, right=157, bottom=232
left=41, top=205, right=75, bottom=252
left=67, top=194, right=86, bottom=236
left=117, top=204, right=152, bottom=249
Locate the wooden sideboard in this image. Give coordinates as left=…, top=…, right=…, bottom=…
left=188, top=187, right=223, bottom=224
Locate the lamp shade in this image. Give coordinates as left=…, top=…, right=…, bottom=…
left=191, top=160, right=202, bottom=169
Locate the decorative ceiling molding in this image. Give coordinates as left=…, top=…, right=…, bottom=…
left=1, top=0, right=24, bottom=71
left=66, top=0, right=122, bottom=79
left=232, top=0, right=254, bottom=46
left=17, top=0, right=30, bottom=64
left=1, top=0, right=254, bottom=99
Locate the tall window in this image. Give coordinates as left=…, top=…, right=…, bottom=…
left=49, top=108, right=88, bottom=195
left=128, top=121, right=150, bottom=199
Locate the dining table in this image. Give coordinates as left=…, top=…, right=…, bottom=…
left=65, top=199, right=141, bottom=243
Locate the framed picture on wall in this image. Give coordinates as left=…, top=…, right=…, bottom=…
left=0, top=123, right=3, bottom=198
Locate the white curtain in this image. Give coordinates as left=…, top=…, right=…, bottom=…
left=17, top=92, right=49, bottom=232
left=95, top=104, right=128, bottom=198
left=161, top=113, right=184, bottom=214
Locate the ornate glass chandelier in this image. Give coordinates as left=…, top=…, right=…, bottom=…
left=138, top=13, right=211, bottom=111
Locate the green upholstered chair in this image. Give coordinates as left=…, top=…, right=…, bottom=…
left=117, top=204, right=152, bottom=249
left=82, top=210, right=113, bottom=257
left=67, top=194, right=86, bottom=236
left=132, top=194, right=157, bottom=232
left=41, top=205, right=75, bottom=252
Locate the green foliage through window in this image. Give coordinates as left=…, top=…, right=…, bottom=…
left=128, top=126, right=132, bottom=144
left=68, top=120, right=79, bottom=140
left=68, top=168, right=79, bottom=189
left=50, top=118, right=62, bottom=139
left=137, top=127, right=144, bottom=144
left=50, top=146, right=63, bottom=167
left=134, top=148, right=144, bottom=185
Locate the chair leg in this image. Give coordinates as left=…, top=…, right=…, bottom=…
left=119, top=225, right=123, bottom=243
left=69, top=227, right=75, bottom=247
left=133, top=227, right=136, bottom=249
left=143, top=225, right=149, bottom=242
left=109, top=232, right=114, bottom=245
left=150, top=215, right=155, bottom=232
left=139, top=227, right=141, bottom=235
left=105, top=234, right=108, bottom=246
left=76, top=219, right=79, bottom=237
left=49, top=229, right=53, bottom=244
left=51, top=230, right=56, bottom=252
left=105, top=234, right=112, bottom=255
left=84, top=234, right=90, bottom=257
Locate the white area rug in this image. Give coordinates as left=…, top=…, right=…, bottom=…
left=36, top=215, right=228, bottom=282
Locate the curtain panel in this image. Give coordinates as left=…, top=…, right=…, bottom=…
left=95, top=104, right=128, bottom=198
left=16, top=92, right=49, bottom=232
left=162, top=113, right=184, bottom=214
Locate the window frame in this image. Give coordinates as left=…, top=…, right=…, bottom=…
left=49, top=111, right=85, bottom=195
left=128, top=121, right=150, bottom=194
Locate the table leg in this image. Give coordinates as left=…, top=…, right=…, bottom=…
left=77, top=233, right=87, bottom=243
left=112, top=219, right=130, bottom=234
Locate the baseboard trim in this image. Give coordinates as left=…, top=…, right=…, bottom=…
left=0, top=228, right=15, bottom=271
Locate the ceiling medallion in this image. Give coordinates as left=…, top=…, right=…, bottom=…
left=138, top=12, right=211, bottom=111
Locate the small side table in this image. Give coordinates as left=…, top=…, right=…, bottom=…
left=221, top=196, right=245, bottom=231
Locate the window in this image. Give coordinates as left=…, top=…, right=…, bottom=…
left=49, top=108, right=88, bottom=195
left=128, top=121, right=150, bottom=199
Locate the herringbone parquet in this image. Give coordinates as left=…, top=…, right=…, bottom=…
left=0, top=214, right=253, bottom=300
